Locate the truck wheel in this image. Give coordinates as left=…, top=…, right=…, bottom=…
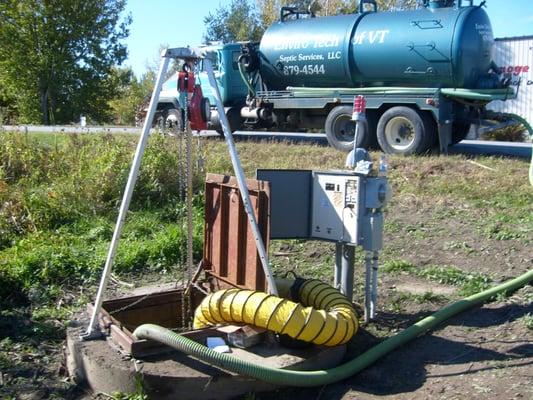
left=153, top=109, right=168, bottom=131
left=451, top=123, right=470, bottom=145
left=165, top=109, right=183, bottom=134
left=325, top=106, right=371, bottom=152
left=376, top=107, right=434, bottom=155
left=216, top=107, right=242, bottom=136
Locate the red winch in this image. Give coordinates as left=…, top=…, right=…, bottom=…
left=178, top=65, right=210, bottom=131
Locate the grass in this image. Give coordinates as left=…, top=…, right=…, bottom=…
left=419, top=265, right=492, bottom=296
left=0, top=132, right=205, bottom=302
left=382, top=260, right=417, bottom=274
left=383, top=260, right=492, bottom=296
left=520, top=313, right=533, bottom=330
left=107, top=374, right=148, bottom=400
left=388, top=156, right=532, bottom=242
left=1, top=131, right=530, bottom=304
left=481, top=123, right=527, bottom=142
left=388, top=291, right=449, bottom=313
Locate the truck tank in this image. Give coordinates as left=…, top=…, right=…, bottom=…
left=259, top=2, right=496, bottom=90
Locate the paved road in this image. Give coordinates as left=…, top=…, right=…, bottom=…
left=3, top=125, right=532, bottom=159
left=2, top=124, right=142, bottom=135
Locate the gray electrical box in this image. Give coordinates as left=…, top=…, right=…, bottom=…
left=256, top=169, right=389, bottom=249
left=311, top=172, right=362, bottom=244
left=256, top=169, right=312, bottom=239
left=257, top=167, right=391, bottom=322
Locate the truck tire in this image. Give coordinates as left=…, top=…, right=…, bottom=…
left=325, top=105, right=371, bottom=152
left=376, top=107, right=434, bottom=155
left=451, top=122, right=470, bottom=144
left=216, top=107, right=243, bottom=136
left=153, top=108, right=168, bottom=131
left=166, top=109, right=183, bottom=134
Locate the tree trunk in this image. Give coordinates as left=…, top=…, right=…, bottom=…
left=48, top=87, right=55, bottom=125
left=39, top=78, right=49, bottom=125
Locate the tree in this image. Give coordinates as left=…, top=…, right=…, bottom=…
left=256, top=0, right=418, bottom=31
left=374, top=0, right=419, bottom=11
left=0, top=0, right=131, bottom=124
left=257, top=0, right=352, bottom=28
left=0, top=78, right=17, bottom=124
left=107, top=67, right=157, bottom=126
left=204, top=0, right=420, bottom=45
left=204, top=0, right=263, bottom=43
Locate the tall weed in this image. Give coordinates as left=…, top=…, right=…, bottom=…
left=0, top=132, right=205, bottom=301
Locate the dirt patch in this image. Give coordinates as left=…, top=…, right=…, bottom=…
left=390, top=279, right=456, bottom=296
left=259, top=287, right=533, bottom=400
left=384, top=198, right=532, bottom=281
left=0, top=308, right=86, bottom=400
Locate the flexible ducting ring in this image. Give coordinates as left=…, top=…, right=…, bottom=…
left=290, top=277, right=306, bottom=301
left=265, top=298, right=287, bottom=331
left=252, top=294, right=272, bottom=325
left=192, top=279, right=359, bottom=347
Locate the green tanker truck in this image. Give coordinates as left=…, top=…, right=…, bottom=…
left=158, top=0, right=516, bottom=155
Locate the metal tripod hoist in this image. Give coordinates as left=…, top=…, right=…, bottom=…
left=83, top=47, right=279, bottom=339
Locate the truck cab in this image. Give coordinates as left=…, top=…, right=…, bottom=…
left=198, top=43, right=250, bottom=132
left=198, top=43, right=249, bottom=108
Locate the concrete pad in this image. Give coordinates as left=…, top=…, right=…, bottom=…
left=66, top=318, right=346, bottom=400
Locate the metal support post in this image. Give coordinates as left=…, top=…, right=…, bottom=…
left=334, top=242, right=342, bottom=290
left=340, top=244, right=355, bottom=301
left=371, top=251, right=379, bottom=319
left=364, top=250, right=372, bottom=323
left=83, top=53, right=171, bottom=339
left=204, top=58, right=278, bottom=296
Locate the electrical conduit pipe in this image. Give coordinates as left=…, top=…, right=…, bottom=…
left=134, top=269, right=533, bottom=387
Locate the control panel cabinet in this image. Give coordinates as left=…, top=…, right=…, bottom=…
left=257, top=168, right=390, bottom=321
left=311, top=172, right=362, bottom=243
left=257, top=169, right=389, bottom=250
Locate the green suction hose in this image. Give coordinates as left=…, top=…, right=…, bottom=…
left=134, top=269, right=533, bottom=387
left=238, top=58, right=256, bottom=97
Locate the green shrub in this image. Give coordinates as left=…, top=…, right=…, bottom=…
left=0, top=132, right=204, bottom=241
left=481, top=124, right=527, bottom=142
left=0, top=133, right=205, bottom=301
left=0, top=209, right=204, bottom=300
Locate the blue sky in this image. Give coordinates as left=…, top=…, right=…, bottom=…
left=124, top=0, right=533, bottom=77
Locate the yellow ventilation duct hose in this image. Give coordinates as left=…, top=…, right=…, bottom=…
left=193, top=279, right=358, bottom=346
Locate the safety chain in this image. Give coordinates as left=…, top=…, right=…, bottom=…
left=108, top=291, right=154, bottom=316
left=178, top=119, right=185, bottom=201
left=108, top=63, right=198, bottom=328
left=178, top=76, right=189, bottom=330
left=196, top=134, right=205, bottom=175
